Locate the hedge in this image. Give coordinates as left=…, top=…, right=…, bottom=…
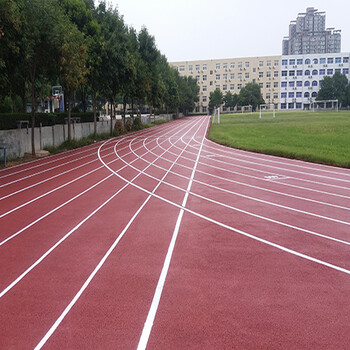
left=0, top=112, right=95, bottom=130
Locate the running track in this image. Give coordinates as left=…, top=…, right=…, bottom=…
left=0, top=115, right=349, bottom=349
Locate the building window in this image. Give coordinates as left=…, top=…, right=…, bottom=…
left=312, top=92, right=317, bottom=98
left=289, top=70, right=295, bottom=76
left=297, top=81, right=302, bottom=87
left=266, top=71, right=271, bottom=78
left=296, top=70, right=302, bottom=76
left=305, top=59, right=311, bottom=65
left=273, top=93, right=278, bottom=99
left=230, top=84, right=234, bottom=90
left=230, top=62, right=235, bottom=68
left=245, top=73, right=250, bottom=79
left=304, top=92, right=310, bottom=98
left=282, top=71, right=287, bottom=76
left=203, top=96, right=207, bottom=102
left=313, top=58, right=318, bottom=64
left=319, top=69, right=325, bottom=75
left=210, top=70, right=213, bottom=75
left=343, top=68, right=349, bottom=75
left=216, top=74, right=220, bottom=80
left=312, top=81, right=318, bottom=87
left=245, top=62, right=250, bottom=68
left=223, top=85, right=227, bottom=91
left=266, top=93, right=271, bottom=99
left=216, top=63, right=220, bottom=70
left=203, top=86, right=207, bottom=91
left=335, top=57, right=341, bottom=63
left=343, top=57, right=349, bottom=63
left=335, top=69, right=341, bottom=73
left=266, top=82, right=271, bottom=88
left=216, top=85, right=220, bottom=90
left=289, top=81, right=295, bottom=87
left=320, top=58, right=326, bottom=64
left=281, top=82, right=287, bottom=87
left=281, top=92, right=287, bottom=98
left=203, top=106, right=207, bottom=113
left=274, top=71, right=279, bottom=77
left=189, top=65, right=193, bottom=71
left=281, top=103, right=287, bottom=109
left=203, top=64, right=207, bottom=70
left=259, top=72, right=264, bottom=78
left=288, top=103, right=294, bottom=109
left=327, top=57, right=334, bottom=64
left=312, top=70, right=318, bottom=75
left=289, top=59, right=295, bottom=65
left=223, top=74, right=228, bottom=80
left=274, top=60, right=279, bottom=66
left=296, top=92, right=302, bottom=98
left=238, top=84, right=242, bottom=90
left=282, top=59, right=288, bottom=66
left=238, top=73, right=242, bottom=79
left=297, top=59, right=303, bottom=65
left=327, top=69, right=333, bottom=75
left=267, top=60, right=272, bottom=66
left=179, top=65, right=185, bottom=72
left=196, top=75, right=200, bottom=81
left=196, top=65, right=200, bottom=71
left=296, top=103, right=302, bottom=109
left=259, top=61, right=264, bottom=67
left=259, top=83, right=263, bottom=88
left=210, top=81, right=213, bottom=86
left=274, top=82, right=278, bottom=88
left=223, top=63, right=227, bottom=69
left=305, top=70, right=310, bottom=76
left=203, top=75, right=207, bottom=81
left=238, top=62, right=242, bottom=68
left=288, top=92, right=294, bottom=98
left=304, top=81, right=310, bottom=87
left=230, top=73, right=234, bottom=79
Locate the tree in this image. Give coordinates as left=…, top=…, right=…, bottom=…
left=209, top=89, right=223, bottom=109
left=177, top=75, right=199, bottom=115
left=317, top=72, right=349, bottom=107
left=223, top=91, right=238, bottom=110
left=238, top=82, right=264, bottom=111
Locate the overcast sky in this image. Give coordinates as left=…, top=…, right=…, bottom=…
left=109, top=0, right=349, bottom=62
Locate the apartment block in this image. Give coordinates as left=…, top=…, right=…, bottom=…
left=282, top=7, right=341, bottom=55
left=171, top=56, right=281, bottom=114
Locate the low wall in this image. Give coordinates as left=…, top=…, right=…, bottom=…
left=0, top=120, right=114, bottom=160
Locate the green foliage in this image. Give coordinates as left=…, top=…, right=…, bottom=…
left=238, top=82, right=265, bottom=111
left=209, top=89, right=223, bottom=109
left=317, top=72, right=350, bottom=106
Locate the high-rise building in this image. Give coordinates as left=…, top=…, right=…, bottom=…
left=282, top=7, right=341, bottom=55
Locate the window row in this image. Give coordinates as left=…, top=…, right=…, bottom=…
left=281, top=80, right=322, bottom=87
left=282, top=57, right=349, bottom=66
left=281, top=92, right=318, bottom=99
left=281, top=68, right=349, bottom=77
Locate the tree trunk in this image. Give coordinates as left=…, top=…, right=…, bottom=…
left=67, top=93, right=72, bottom=142
left=30, top=75, right=36, bottom=156
left=110, top=99, right=114, bottom=136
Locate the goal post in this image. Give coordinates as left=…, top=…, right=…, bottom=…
left=311, top=99, right=339, bottom=112
left=241, top=105, right=252, bottom=114
left=259, top=103, right=275, bottom=119
left=211, top=107, right=221, bottom=124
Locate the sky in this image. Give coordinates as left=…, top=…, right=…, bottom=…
left=109, top=0, right=350, bottom=62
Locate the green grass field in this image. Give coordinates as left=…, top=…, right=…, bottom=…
left=208, top=110, right=350, bottom=168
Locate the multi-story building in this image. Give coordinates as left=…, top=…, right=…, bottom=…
left=280, top=52, right=350, bottom=110
left=171, top=56, right=281, bottom=114
left=282, top=7, right=341, bottom=55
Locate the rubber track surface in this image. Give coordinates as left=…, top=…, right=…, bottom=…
left=0, top=115, right=349, bottom=349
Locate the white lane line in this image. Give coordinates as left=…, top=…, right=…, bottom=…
left=196, top=139, right=350, bottom=185
left=204, top=138, right=350, bottom=178
left=97, top=118, right=350, bottom=276
left=33, top=117, right=205, bottom=350
left=0, top=120, right=197, bottom=246
left=0, top=118, right=199, bottom=297
left=137, top=116, right=209, bottom=350
left=124, top=134, right=350, bottom=246
left=0, top=118, right=190, bottom=216
left=169, top=137, right=350, bottom=198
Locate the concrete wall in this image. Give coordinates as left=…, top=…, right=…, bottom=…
left=0, top=120, right=113, bottom=160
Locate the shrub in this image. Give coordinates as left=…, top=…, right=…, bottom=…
left=114, top=119, right=124, bottom=135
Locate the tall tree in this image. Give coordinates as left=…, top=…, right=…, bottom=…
left=317, top=72, right=349, bottom=107
left=209, top=89, right=223, bottom=109
left=238, top=82, right=265, bottom=111
left=223, top=91, right=238, bottom=110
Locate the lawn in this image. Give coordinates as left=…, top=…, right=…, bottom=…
left=208, top=110, right=350, bottom=168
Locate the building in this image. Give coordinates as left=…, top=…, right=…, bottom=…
left=282, top=7, right=341, bottom=55
left=280, top=52, right=349, bottom=110
left=171, top=56, right=280, bottom=114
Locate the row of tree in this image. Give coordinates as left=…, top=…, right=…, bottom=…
left=209, top=83, right=265, bottom=111
left=0, top=0, right=199, bottom=153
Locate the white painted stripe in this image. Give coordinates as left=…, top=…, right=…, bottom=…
left=33, top=116, right=205, bottom=350
left=137, top=116, right=210, bottom=350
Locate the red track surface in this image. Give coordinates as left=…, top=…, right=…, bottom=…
left=1, top=115, right=349, bottom=349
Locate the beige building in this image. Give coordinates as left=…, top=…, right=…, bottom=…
left=171, top=56, right=281, bottom=113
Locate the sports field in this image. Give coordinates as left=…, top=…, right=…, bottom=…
left=209, top=110, right=350, bottom=168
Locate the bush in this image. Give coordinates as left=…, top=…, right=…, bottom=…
left=132, top=117, right=143, bottom=131
left=114, top=119, right=124, bottom=135
left=125, top=119, right=132, bottom=132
